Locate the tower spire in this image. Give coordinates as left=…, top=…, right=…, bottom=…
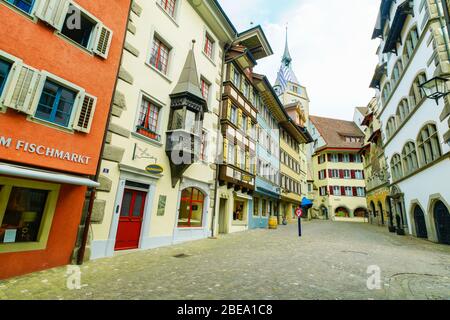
left=282, top=25, right=292, bottom=67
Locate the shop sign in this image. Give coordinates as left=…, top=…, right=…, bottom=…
left=0, top=135, right=91, bottom=165
left=145, top=164, right=164, bottom=175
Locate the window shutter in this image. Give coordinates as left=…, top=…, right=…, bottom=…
left=328, top=169, right=333, bottom=178
left=324, top=170, right=327, bottom=179
left=35, top=0, right=70, bottom=31
left=229, top=64, right=235, bottom=82
left=73, top=93, right=97, bottom=133
left=362, top=170, right=365, bottom=179
left=249, top=86, right=254, bottom=104
left=350, top=154, right=354, bottom=162
left=3, top=63, right=43, bottom=115
left=327, top=154, right=331, bottom=162
left=223, top=139, right=228, bottom=162
left=338, top=153, right=343, bottom=162
left=246, top=117, right=251, bottom=135
left=341, top=186, right=345, bottom=195
left=237, top=109, right=243, bottom=128
left=93, top=24, right=113, bottom=59
left=245, top=151, right=250, bottom=171
left=339, top=170, right=344, bottom=179
left=351, top=170, right=355, bottom=179
left=329, top=186, right=334, bottom=195
left=227, top=100, right=232, bottom=120
left=352, top=187, right=357, bottom=197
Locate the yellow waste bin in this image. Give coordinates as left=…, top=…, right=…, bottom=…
left=268, top=216, right=278, bottom=229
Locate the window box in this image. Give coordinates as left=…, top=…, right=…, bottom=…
left=136, top=125, right=161, bottom=142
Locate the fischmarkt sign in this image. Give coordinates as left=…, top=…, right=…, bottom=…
left=0, top=135, right=92, bottom=165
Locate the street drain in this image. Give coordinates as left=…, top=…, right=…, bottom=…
left=173, top=253, right=191, bottom=258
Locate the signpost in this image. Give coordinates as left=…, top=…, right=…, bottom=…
left=296, top=207, right=303, bottom=237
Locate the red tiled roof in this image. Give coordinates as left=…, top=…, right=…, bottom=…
left=310, top=115, right=364, bottom=150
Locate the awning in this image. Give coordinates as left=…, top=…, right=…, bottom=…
left=369, top=63, right=387, bottom=89
left=372, top=0, right=395, bottom=39
left=301, top=197, right=313, bottom=207
left=0, top=163, right=100, bottom=187
left=368, top=129, right=382, bottom=144
left=383, top=1, right=413, bottom=54
left=361, top=112, right=374, bottom=126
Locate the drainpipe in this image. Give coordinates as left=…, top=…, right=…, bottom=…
left=76, top=1, right=132, bottom=265
left=210, top=42, right=232, bottom=237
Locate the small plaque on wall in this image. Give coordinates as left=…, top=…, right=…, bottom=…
left=157, top=195, right=167, bottom=216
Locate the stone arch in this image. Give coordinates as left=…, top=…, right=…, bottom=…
left=335, top=206, right=350, bottom=218
left=409, top=200, right=428, bottom=239
left=378, top=201, right=385, bottom=225
left=353, top=207, right=367, bottom=218
left=426, top=194, right=450, bottom=243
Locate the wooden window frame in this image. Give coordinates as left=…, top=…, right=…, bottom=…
left=0, top=177, right=60, bottom=254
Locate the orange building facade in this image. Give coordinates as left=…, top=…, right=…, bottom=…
left=0, top=0, right=130, bottom=279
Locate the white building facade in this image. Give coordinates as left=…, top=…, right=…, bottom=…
left=372, top=0, right=450, bottom=244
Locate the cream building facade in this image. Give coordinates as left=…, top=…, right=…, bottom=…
left=88, top=0, right=236, bottom=259
left=370, top=0, right=450, bottom=243
left=309, top=116, right=368, bottom=220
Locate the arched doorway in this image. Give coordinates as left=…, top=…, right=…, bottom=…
left=335, top=207, right=350, bottom=218
left=354, top=208, right=367, bottom=218
left=178, top=187, right=205, bottom=228
left=378, top=201, right=384, bottom=225
left=434, top=201, right=450, bottom=245
left=370, top=201, right=376, bottom=224
left=320, top=206, right=328, bottom=220
left=413, top=206, right=428, bottom=239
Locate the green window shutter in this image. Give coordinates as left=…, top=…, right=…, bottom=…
left=73, top=93, right=97, bottom=133
left=35, top=0, right=71, bottom=31
left=3, top=63, right=43, bottom=116
left=229, top=64, right=235, bottom=82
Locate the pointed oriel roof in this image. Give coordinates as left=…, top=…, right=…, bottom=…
left=171, top=41, right=204, bottom=101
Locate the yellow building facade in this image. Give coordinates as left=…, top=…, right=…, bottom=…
left=360, top=98, right=391, bottom=228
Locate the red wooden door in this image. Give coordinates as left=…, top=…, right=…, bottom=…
left=115, top=189, right=147, bottom=251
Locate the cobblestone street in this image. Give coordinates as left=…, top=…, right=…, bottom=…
left=1, top=221, right=449, bottom=300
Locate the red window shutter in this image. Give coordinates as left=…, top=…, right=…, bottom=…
left=324, top=170, right=327, bottom=178
left=351, top=170, right=355, bottom=179
left=339, top=170, right=344, bottom=179
left=362, top=171, right=365, bottom=179
left=327, top=154, right=331, bottom=162
left=338, top=154, right=343, bottom=162
left=328, top=169, right=332, bottom=178
left=350, top=154, right=354, bottom=162
left=341, top=186, right=345, bottom=195
left=352, top=187, right=357, bottom=196
left=329, top=186, right=334, bottom=195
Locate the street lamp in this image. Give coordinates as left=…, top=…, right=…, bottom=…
left=419, top=76, right=450, bottom=105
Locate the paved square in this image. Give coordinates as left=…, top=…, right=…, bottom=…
left=1, top=221, right=449, bottom=300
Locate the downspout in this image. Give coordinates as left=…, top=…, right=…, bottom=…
left=76, top=1, right=132, bottom=265
left=210, top=41, right=232, bottom=237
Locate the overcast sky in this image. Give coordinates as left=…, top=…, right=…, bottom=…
left=218, top=0, right=380, bottom=121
